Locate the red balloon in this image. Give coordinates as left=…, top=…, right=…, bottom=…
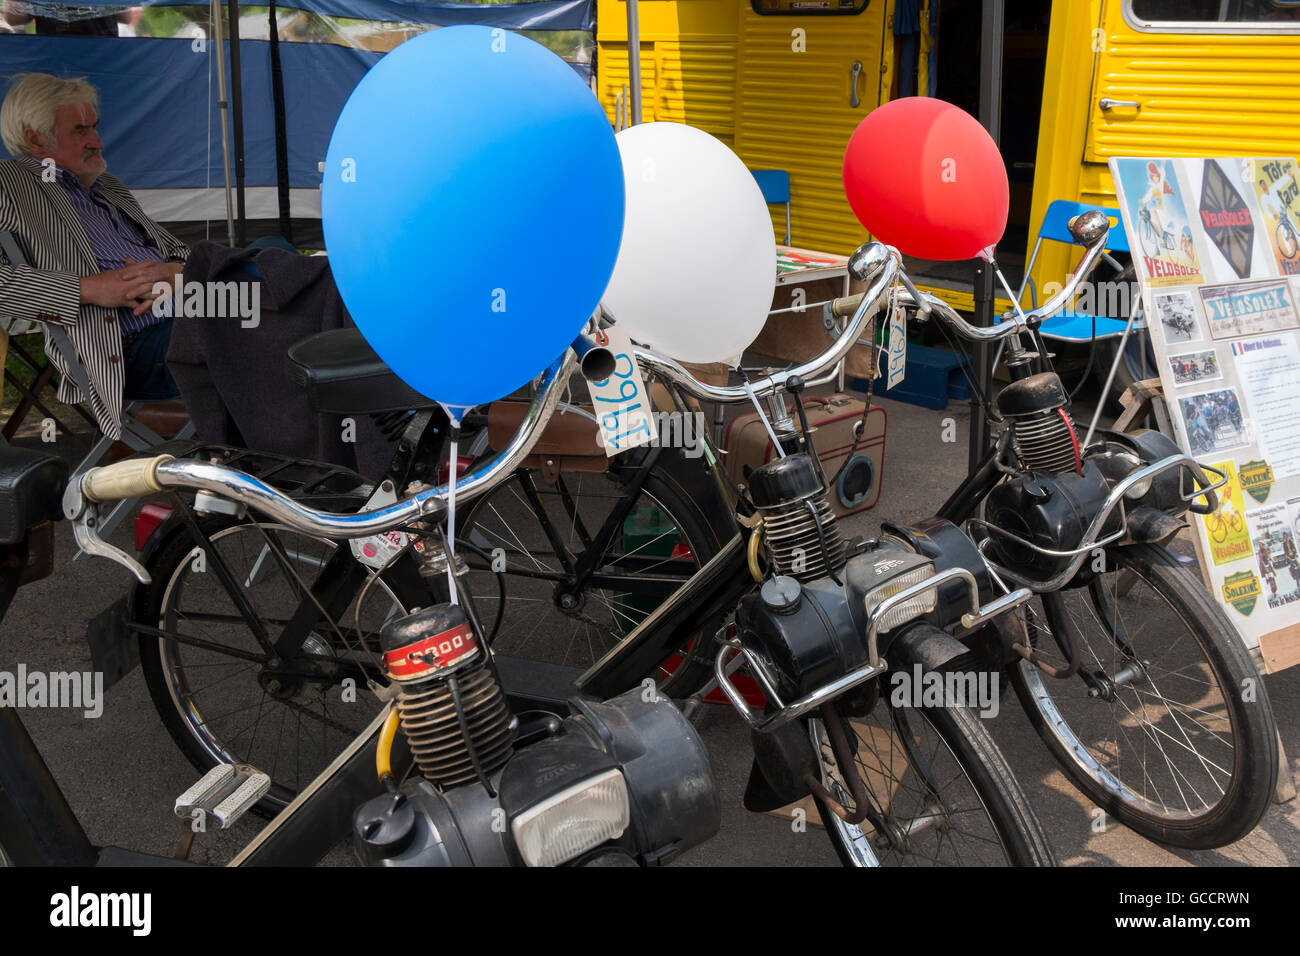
left=842, top=97, right=1009, bottom=261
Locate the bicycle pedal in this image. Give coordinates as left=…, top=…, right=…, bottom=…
left=174, top=763, right=271, bottom=829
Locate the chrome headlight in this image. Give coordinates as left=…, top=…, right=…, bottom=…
left=862, top=552, right=938, bottom=632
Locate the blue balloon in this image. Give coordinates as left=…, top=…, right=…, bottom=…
left=322, top=26, right=624, bottom=408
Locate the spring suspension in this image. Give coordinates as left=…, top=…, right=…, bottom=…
left=748, top=453, right=847, bottom=583
left=381, top=603, right=514, bottom=789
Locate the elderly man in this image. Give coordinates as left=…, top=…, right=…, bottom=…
left=0, top=73, right=188, bottom=439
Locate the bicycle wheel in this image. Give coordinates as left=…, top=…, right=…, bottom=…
left=136, top=516, right=412, bottom=813
left=458, top=459, right=729, bottom=695
left=1007, top=543, right=1277, bottom=848
left=1278, top=221, right=1298, bottom=260
left=810, top=649, right=1056, bottom=867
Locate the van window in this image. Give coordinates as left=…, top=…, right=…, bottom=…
left=751, top=0, right=870, bottom=16
left=1127, top=0, right=1300, bottom=29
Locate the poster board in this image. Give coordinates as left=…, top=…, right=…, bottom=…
left=1111, top=156, right=1300, bottom=673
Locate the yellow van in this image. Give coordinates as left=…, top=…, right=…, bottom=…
left=595, top=0, right=1300, bottom=318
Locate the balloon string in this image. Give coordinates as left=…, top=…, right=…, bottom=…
left=993, top=263, right=1029, bottom=321
left=743, top=380, right=786, bottom=459
left=446, top=435, right=459, bottom=605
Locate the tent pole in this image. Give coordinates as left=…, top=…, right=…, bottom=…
left=268, top=0, right=293, bottom=242
left=210, top=0, right=236, bottom=246
left=969, top=0, right=1003, bottom=475
left=228, top=0, right=248, bottom=245
left=625, top=0, right=641, bottom=125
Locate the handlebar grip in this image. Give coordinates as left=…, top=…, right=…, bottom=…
left=82, top=455, right=174, bottom=503
left=831, top=293, right=865, bottom=318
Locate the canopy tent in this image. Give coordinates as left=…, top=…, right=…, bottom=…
left=0, top=0, right=595, bottom=243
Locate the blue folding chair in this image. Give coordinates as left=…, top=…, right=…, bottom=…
left=752, top=169, right=791, bottom=245
left=1015, top=199, right=1134, bottom=341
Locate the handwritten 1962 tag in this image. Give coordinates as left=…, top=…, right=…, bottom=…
left=591, top=325, right=657, bottom=456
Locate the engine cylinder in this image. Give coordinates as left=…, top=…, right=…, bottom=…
left=381, top=603, right=514, bottom=788
left=996, top=372, right=1081, bottom=474
left=748, top=453, right=846, bottom=582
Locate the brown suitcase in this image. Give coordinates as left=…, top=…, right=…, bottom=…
left=722, top=393, right=886, bottom=517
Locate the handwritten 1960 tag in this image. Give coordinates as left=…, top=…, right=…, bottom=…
left=591, top=325, right=657, bottom=456
left=887, top=303, right=907, bottom=390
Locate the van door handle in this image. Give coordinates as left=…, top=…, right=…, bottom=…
left=1099, top=98, right=1141, bottom=111
left=850, top=61, right=862, bottom=108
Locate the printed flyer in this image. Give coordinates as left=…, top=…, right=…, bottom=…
left=1246, top=504, right=1300, bottom=611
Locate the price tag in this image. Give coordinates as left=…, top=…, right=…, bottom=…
left=886, top=301, right=907, bottom=390
left=590, top=325, right=657, bottom=456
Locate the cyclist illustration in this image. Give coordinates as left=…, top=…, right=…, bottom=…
left=1258, top=174, right=1300, bottom=261
left=1283, top=531, right=1300, bottom=583
left=1258, top=535, right=1277, bottom=597
left=1207, top=505, right=1245, bottom=544
left=1180, top=224, right=1197, bottom=264
left=1139, top=161, right=1175, bottom=258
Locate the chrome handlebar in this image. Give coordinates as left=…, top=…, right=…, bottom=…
left=830, top=209, right=1112, bottom=345
left=69, top=242, right=903, bottom=576
left=633, top=241, right=897, bottom=404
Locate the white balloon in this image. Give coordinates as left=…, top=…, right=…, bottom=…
left=602, top=123, right=777, bottom=365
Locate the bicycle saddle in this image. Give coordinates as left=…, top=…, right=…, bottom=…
left=285, top=328, right=436, bottom=415
left=0, top=447, right=68, bottom=544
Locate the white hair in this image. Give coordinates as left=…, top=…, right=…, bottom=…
left=1, top=73, right=100, bottom=158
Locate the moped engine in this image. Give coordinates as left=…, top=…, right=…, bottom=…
left=382, top=603, right=514, bottom=787
left=736, top=454, right=991, bottom=705
left=995, top=371, right=1081, bottom=474
left=354, top=602, right=719, bottom=867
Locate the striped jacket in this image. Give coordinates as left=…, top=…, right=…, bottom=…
left=0, top=154, right=189, bottom=438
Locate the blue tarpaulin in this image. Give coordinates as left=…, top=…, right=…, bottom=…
left=0, top=0, right=595, bottom=225
left=16, top=0, right=594, bottom=31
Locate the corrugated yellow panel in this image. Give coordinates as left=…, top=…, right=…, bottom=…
left=733, top=3, right=889, bottom=255
left=596, top=0, right=740, bottom=140
left=1029, top=1, right=1300, bottom=303
left=1087, top=4, right=1300, bottom=163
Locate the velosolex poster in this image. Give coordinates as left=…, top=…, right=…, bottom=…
left=1113, top=156, right=1300, bottom=672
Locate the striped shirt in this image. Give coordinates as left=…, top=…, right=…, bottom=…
left=56, top=167, right=167, bottom=335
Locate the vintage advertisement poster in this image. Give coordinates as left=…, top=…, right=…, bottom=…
left=1111, top=156, right=1300, bottom=668
left=1113, top=158, right=1204, bottom=286
left=1196, top=158, right=1259, bottom=282
left=1200, top=460, right=1253, bottom=567
left=1198, top=279, right=1299, bottom=340
left=1246, top=158, right=1300, bottom=277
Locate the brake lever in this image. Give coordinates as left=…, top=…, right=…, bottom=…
left=61, top=480, right=151, bottom=583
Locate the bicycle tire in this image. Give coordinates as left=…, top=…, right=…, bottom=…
left=136, top=514, right=414, bottom=814
left=458, top=456, right=732, bottom=697
left=1007, top=543, right=1277, bottom=849
left=810, top=650, right=1056, bottom=867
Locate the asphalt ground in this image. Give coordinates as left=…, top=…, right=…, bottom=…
left=2, top=388, right=1298, bottom=871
